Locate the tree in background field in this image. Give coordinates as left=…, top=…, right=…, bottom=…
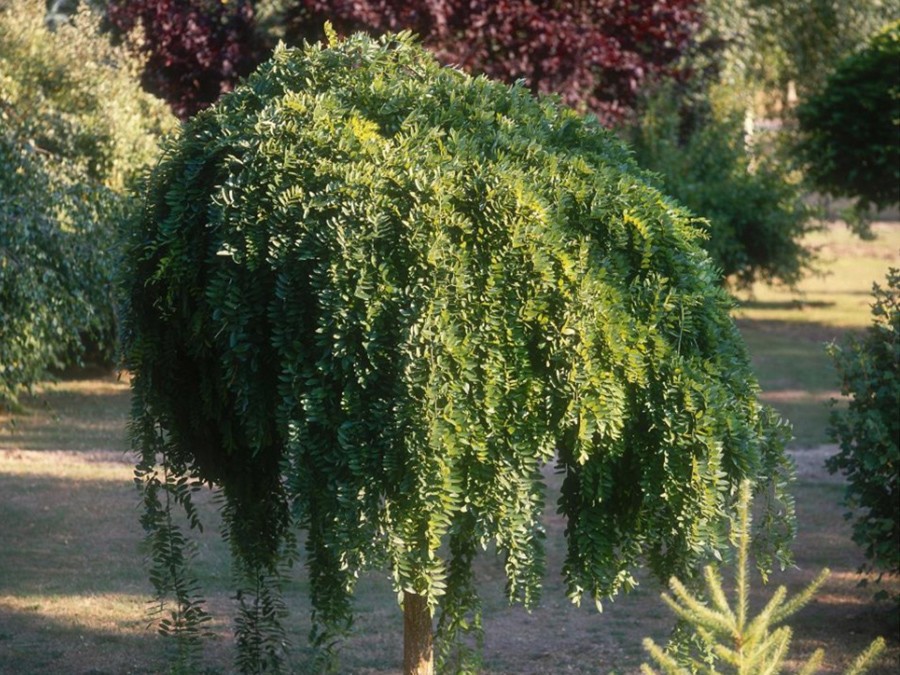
left=738, top=0, right=898, bottom=107
left=106, top=0, right=260, bottom=118
left=623, top=0, right=821, bottom=287
left=122, top=31, right=794, bottom=674
left=0, top=1, right=175, bottom=403
left=796, top=20, right=900, bottom=227
left=626, top=81, right=814, bottom=288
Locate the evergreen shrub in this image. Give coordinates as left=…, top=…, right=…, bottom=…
left=642, top=481, right=885, bottom=675
left=123, top=30, right=794, bottom=672
left=827, top=269, right=900, bottom=582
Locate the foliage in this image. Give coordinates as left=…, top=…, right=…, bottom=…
left=0, top=0, right=174, bottom=403
left=268, top=0, right=702, bottom=126
left=106, top=0, right=260, bottom=118
left=642, top=481, right=886, bottom=675
left=135, top=444, right=211, bottom=671
left=122, top=30, right=794, bottom=672
left=737, top=0, right=899, bottom=102
left=627, top=84, right=814, bottom=287
left=1, top=1, right=174, bottom=189
left=826, top=269, right=900, bottom=581
left=796, top=20, right=900, bottom=222
left=0, top=134, right=120, bottom=403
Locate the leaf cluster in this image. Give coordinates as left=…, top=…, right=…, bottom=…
left=122, top=31, right=794, bottom=671
left=827, top=269, right=900, bottom=580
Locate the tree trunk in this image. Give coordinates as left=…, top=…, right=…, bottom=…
left=403, top=591, right=434, bottom=675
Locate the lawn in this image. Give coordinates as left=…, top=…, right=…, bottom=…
left=1, top=221, right=898, bottom=674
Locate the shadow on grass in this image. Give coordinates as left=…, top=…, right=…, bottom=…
left=0, top=373, right=131, bottom=454
left=0, top=475, right=146, bottom=597
left=737, top=299, right=836, bottom=311
left=735, top=317, right=858, bottom=345
left=0, top=606, right=168, bottom=675
left=737, top=319, right=845, bottom=448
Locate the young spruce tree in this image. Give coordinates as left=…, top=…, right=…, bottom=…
left=642, top=482, right=886, bottom=675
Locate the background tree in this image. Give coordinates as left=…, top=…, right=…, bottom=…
left=0, top=0, right=175, bottom=403
left=735, top=0, right=898, bottom=107
left=106, top=0, right=260, bottom=118
left=626, top=82, right=813, bottom=287
left=255, top=0, right=702, bottom=126
left=796, top=20, right=900, bottom=227
left=122, top=31, right=795, bottom=673
left=826, top=269, right=900, bottom=586
left=621, top=0, right=824, bottom=287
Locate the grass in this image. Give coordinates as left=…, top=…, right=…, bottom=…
left=733, top=221, right=900, bottom=447
left=1, top=221, right=898, bottom=674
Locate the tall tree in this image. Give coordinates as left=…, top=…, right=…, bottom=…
left=122, top=30, right=794, bottom=673
left=796, top=20, right=900, bottom=223
left=0, top=0, right=174, bottom=403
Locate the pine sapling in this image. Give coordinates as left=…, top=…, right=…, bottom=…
left=642, top=481, right=886, bottom=675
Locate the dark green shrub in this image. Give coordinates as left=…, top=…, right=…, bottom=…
left=827, top=269, right=900, bottom=582
left=796, top=20, right=900, bottom=221
left=122, top=30, right=794, bottom=672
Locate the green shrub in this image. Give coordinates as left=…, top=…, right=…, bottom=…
left=628, top=84, right=814, bottom=287
left=796, top=20, right=900, bottom=223
left=826, top=269, right=900, bottom=582
left=122, top=30, right=794, bottom=672
left=0, top=1, right=175, bottom=401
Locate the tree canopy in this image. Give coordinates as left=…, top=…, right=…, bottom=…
left=122, top=30, right=794, bottom=672
left=106, top=0, right=260, bottom=118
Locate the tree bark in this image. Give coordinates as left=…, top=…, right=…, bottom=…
left=403, top=591, right=434, bottom=675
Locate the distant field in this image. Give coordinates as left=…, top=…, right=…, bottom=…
left=734, top=221, right=900, bottom=447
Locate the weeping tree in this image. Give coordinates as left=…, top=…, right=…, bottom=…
left=121, top=29, right=795, bottom=674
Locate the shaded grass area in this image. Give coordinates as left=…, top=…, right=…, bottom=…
left=734, top=222, right=900, bottom=331
left=0, top=378, right=671, bottom=674
left=738, top=325, right=840, bottom=448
